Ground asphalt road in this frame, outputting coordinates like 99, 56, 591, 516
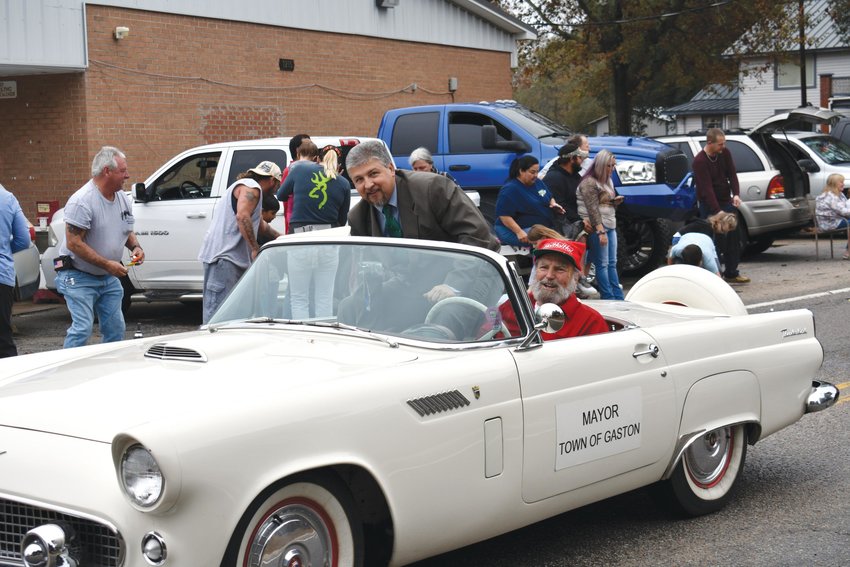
9, 234, 850, 566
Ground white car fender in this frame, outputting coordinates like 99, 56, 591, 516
663, 370, 761, 479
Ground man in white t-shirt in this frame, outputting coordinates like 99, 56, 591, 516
56, 146, 144, 348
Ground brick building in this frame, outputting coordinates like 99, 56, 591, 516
0, 0, 534, 219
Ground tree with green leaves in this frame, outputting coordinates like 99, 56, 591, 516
503, 0, 802, 134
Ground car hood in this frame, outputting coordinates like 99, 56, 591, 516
751, 106, 843, 133
0, 328, 418, 442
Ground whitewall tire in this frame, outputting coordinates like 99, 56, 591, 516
227, 473, 363, 567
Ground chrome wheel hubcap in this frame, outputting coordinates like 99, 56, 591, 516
685, 427, 732, 487
248, 502, 333, 567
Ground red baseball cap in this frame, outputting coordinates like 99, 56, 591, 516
532, 238, 585, 271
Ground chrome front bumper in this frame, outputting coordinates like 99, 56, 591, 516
806, 380, 840, 413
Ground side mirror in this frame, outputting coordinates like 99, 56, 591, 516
797, 158, 819, 173
518, 302, 565, 349
134, 182, 151, 203
536, 303, 565, 333
481, 125, 531, 153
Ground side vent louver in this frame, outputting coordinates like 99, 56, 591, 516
407, 390, 470, 417
145, 343, 207, 362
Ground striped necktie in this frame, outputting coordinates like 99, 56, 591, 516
382, 204, 403, 238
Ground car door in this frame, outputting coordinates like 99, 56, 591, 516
514, 328, 676, 503
130, 150, 225, 292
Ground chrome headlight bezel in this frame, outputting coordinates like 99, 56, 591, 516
615, 160, 656, 185
119, 444, 164, 510
113, 433, 182, 515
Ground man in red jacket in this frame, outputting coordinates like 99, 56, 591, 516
500, 238, 608, 339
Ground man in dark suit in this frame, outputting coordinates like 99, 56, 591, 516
341, 141, 500, 331
346, 140, 499, 253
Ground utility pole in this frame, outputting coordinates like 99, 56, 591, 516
799, 0, 807, 106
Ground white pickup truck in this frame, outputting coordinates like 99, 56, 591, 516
40, 136, 480, 313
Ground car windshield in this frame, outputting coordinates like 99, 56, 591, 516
801, 136, 850, 164
208, 241, 522, 343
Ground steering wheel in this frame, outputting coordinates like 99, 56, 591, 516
179, 180, 202, 198
425, 296, 501, 340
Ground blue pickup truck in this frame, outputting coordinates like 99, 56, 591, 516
377, 101, 694, 276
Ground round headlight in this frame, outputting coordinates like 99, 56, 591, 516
120, 445, 163, 508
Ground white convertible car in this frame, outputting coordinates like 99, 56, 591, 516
0, 235, 839, 567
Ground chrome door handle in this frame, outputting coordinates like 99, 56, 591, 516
186, 212, 207, 219
633, 344, 659, 358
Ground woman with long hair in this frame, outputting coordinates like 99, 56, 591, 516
577, 149, 625, 299
278, 143, 351, 318
815, 173, 850, 259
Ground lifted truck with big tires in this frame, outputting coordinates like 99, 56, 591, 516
377, 101, 694, 276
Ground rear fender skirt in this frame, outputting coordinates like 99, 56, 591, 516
662, 371, 761, 479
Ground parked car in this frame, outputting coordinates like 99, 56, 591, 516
0, 233, 838, 567
772, 130, 850, 195
656, 107, 826, 254
12, 219, 39, 301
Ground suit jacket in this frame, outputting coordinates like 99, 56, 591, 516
348, 170, 500, 252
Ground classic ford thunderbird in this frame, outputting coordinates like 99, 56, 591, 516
0, 235, 838, 567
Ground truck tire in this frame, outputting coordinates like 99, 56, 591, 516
617, 218, 671, 278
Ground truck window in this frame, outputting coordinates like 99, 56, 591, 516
448, 112, 515, 154
390, 112, 439, 156
228, 149, 289, 186
150, 152, 221, 200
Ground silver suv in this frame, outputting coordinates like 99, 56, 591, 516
657, 110, 819, 254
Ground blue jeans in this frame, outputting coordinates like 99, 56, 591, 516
589, 228, 624, 300
56, 269, 125, 348
495, 224, 532, 247
203, 259, 245, 324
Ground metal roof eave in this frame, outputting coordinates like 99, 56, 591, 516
450, 0, 537, 40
